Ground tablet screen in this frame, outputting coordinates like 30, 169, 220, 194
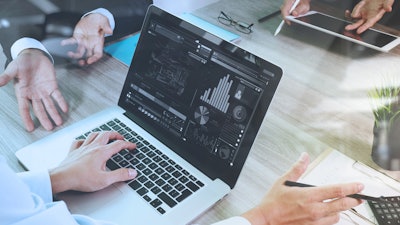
293, 12, 397, 48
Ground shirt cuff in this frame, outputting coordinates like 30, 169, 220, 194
10, 37, 54, 64
17, 170, 53, 204
210, 216, 252, 225
83, 8, 115, 32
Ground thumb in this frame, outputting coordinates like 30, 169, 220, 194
102, 24, 113, 36
350, 1, 365, 18
282, 152, 309, 182
107, 168, 137, 184
384, 0, 394, 12
61, 37, 78, 46
0, 62, 17, 86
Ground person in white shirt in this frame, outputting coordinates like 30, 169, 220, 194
61, 8, 116, 66
0, 8, 119, 132
0, 7, 364, 223
0, 131, 364, 225
0, 3, 149, 132
0, 38, 67, 132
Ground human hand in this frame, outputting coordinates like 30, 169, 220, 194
0, 49, 68, 132
242, 152, 364, 225
50, 131, 138, 194
62, 12, 113, 66
345, 0, 394, 34
281, 0, 311, 24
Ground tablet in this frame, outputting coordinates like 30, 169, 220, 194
286, 11, 400, 52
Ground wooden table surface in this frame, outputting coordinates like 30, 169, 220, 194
1, 0, 400, 224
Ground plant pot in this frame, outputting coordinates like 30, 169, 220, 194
371, 119, 400, 170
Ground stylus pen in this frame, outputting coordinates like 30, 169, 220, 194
274, 0, 300, 36
258, 10, 281, 23
284, 180, 390, 203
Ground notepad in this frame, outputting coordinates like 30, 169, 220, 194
300, 149, 400, 224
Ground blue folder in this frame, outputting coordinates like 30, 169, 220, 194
104, 33, 140, 66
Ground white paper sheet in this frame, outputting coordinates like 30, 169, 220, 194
300, 150, 400, 224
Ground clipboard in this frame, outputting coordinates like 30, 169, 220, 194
299, 149, 400, 224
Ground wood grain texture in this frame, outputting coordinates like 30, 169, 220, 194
1, 0, 400, 224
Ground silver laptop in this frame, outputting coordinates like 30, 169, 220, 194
16, 5, 282, 225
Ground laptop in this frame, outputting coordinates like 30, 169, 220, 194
16, 5, 282, 225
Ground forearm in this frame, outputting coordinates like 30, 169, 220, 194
242, 207, 269, 225
49, 166, 77, 194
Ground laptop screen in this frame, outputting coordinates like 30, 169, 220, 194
118, 6, 282, 188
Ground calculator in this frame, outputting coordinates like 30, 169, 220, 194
368, 196, 400, 225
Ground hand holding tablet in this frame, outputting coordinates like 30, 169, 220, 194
285, 11, 400, 52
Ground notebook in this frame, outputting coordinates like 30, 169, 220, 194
15, 5, 282, 225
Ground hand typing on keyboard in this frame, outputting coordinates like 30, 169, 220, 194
6, 129, 365, 225
90, 119, 205, 215
49, 131, 138, 194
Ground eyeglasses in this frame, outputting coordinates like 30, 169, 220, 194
218, 11, 253, 34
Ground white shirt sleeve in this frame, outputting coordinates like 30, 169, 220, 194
10, 37, 54, 63
209, 216, 252, 225
0, 156, 115, 225
1, 154, 249, 225
82, 8, 115, 32
17, 170, 53, 203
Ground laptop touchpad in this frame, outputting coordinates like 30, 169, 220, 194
56, 184, 123, 214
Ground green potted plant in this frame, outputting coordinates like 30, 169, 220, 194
368, 82, 400, 170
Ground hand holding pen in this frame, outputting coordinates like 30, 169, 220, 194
240, 153, 365, 225
284, 181, 391, 203
274, 0, 311, 35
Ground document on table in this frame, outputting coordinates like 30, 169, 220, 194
300, 149, 400, 224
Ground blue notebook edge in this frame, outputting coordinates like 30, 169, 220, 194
104, 33, 140, 66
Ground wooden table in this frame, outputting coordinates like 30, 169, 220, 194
1, 0, 400, 224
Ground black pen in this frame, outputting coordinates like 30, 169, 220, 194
258, 10, 281, 23
284, 180, 390, 203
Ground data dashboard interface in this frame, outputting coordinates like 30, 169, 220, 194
119, 9, 281, 181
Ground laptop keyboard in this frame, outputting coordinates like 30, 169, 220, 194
76, 118, 204, 214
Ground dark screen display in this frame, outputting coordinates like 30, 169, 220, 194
123, 20, 265, 167
118, 6, 282, 188
294, 12, 397, 48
